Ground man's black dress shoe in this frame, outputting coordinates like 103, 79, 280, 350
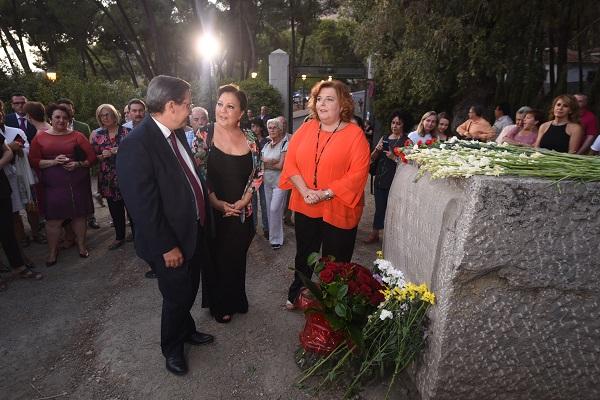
165, 354, 188, 375
144, 270, 157, 279
186, 331, 215, 346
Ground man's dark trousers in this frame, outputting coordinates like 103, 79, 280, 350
149, 222, 204, 358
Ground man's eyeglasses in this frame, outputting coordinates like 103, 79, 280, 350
12, 102, 25, 105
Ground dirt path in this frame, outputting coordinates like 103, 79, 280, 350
0, 185, 410, 400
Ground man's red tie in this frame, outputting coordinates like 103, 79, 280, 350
19, 117, 27, 132
169, 133, 206, 225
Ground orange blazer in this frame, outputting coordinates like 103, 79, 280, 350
279, 119, 370, 229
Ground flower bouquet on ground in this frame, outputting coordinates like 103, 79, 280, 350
297, 254, 385, 356
296, 251, 435, 399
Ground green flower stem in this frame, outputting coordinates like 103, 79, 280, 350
298, 343, 347, 384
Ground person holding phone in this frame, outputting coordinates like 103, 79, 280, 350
28, 103, 96, 266
364, 110, 411, 244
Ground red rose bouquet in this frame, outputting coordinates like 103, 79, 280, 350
298, 254, 384, 354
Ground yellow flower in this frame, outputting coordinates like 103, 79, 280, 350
422, 291, 436, 304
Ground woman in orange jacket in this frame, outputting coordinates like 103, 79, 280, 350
279, 80, 370, 309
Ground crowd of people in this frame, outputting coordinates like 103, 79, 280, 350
2, 78, 599, 375
365, 93, 599, 244
0, 89, 292, 291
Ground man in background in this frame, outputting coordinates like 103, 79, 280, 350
574, 94, 598, 154
5, 94, 38, 142
123, 99, 146, 130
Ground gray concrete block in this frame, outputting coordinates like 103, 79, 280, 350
383, 164, 600, 400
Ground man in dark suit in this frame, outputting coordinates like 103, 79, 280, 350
5, 94, 38, 142
116, 75, 214, 376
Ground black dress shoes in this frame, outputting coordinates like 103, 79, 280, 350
165, 353, 188, 376
186, 331, 215, 346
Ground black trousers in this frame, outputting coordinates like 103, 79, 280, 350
373, 187, 390, 230
148, 223, 204, 358
106, 198, 133, 240
288, 212, 357, 302
0, 196, 24, 269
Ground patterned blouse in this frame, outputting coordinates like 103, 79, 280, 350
190, 129, 209, 180
90, 126, 130, 201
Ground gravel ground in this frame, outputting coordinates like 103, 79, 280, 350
0, 183, 414, 400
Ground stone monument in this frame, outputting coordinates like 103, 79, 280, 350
383, 164, 600, 400
268, 49, 289, 120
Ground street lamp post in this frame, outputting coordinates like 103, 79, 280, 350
301, 74, 307, 109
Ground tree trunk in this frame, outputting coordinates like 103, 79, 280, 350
244, 13, 256, 72
121, 49, 139, 88
140, 0, 166, 74
80, 47, 87, 79
87, 46, 113, 81
92, 0, 154, 80
83, 46, 98, 76
0, 25, 31, 74
113, 0, 156, 77
0, 31, 19, 74
9, 0, 31, 73
577, 10, 584, 93
548, 28, 556, 95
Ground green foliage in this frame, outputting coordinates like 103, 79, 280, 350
0, 73, 142, 128
341, 0, 599, 124
237, 78, 284, 116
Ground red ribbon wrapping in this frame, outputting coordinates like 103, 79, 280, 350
299, 312, 346, 355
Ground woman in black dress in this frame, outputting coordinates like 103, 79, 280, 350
535, 94, 583, 154
364, 110, 411, 244
203, 84, 263, 323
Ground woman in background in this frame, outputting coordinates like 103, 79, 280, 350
436, 112, 452, 141
28, 103, 96, 266
364, 110, 410, 244
408, 111, 437, 144
90, 104, 132, 250
261, 118, 289, 250
535, 95, 583, 153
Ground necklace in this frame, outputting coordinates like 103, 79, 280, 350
313, 120, 342, 188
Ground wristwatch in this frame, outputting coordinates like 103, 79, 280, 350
324, 189, 333, 200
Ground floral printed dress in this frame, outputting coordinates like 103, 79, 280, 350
90, 126, 130, 201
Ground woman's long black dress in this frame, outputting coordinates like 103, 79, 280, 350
203, 145, 255, 317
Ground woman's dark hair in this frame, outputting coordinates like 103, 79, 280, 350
438, 111, 451, 123
24, 101, 46, 122
389, 109, 413, 131
217, 84, 248, 111
307, 80, 354, 123
526, 109, 545, 127
46, 103, 73, 120
495, 102, 511, 116
470, 104, 484, 117
250, 117, 265, 132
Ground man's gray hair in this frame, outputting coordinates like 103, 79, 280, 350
191, 106, 208, 117
146, 75, 191, 114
